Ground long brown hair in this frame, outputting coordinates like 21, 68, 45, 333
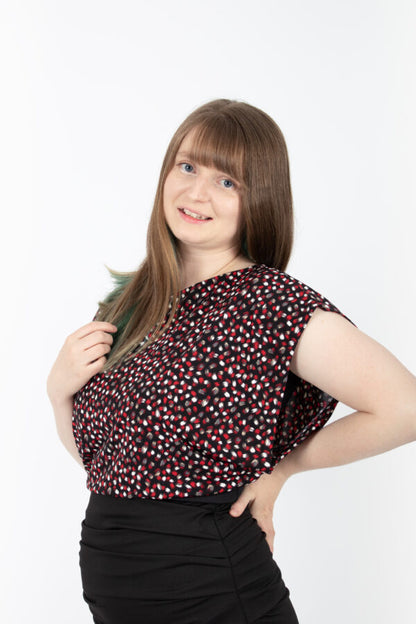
94, 98, 294, 372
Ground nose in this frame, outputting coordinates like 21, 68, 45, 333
187, 173, 210, 201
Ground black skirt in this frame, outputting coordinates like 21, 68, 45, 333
79, 492, 299, 624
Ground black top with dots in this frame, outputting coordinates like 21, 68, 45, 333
72, 264, 356, 501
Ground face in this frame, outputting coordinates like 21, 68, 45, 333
163, 128, 243, 255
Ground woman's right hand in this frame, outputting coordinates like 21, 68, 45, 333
47, 321, 118, 405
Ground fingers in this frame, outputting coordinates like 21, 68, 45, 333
229, 498, 276, 554
69, 323, 118, 366
229, 494, 251, 517
251, 512, 276, 555
82, 342, 113, 367
228, 481, 277, 556
80, 330, 115, 354
72, 321, 118, 341
49, 322, 119, 403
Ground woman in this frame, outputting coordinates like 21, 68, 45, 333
47, 98, 416, 624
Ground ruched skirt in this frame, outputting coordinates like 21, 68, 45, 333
79, 492, 299, 624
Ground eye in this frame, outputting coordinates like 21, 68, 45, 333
179, 162, 194, 173
220, 178, 235, 189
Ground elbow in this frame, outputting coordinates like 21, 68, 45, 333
374, 403, 416, 447
412, 412, 416, 442
401, 395, 416, 442
402, 377, 416, 441
395, 405, 416, 444
376, 381, 416, 444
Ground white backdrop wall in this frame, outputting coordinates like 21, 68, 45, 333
1, 1, 415, 622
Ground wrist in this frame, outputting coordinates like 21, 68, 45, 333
271, 450, 300, 482
49, 393, 74, 410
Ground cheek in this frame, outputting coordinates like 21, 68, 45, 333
229, 197, 242, 227
162, 178, 169, 200
163, 173, 182, 206
162, 177, 174, 213
161, 192, 167, 222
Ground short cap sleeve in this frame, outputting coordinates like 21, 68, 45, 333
255, 269, 357, 466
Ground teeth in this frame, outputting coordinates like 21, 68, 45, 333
182, 208, 209, 220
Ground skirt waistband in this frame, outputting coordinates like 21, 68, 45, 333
86, 484, 245, 506
82, 490, 245, 535
169, 484, 245, 504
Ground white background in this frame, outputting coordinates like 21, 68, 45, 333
1, 1, 415, 622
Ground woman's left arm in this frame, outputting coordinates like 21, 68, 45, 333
229, 309, 416, 552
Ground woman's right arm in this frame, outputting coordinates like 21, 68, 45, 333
50, 396, 85, 468
46, 321, 118, 468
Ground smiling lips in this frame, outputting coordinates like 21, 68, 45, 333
178, 207, 212, 221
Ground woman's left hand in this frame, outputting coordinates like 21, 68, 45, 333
228, 468, 289, 555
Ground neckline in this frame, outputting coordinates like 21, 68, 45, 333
178, 263, 264, 297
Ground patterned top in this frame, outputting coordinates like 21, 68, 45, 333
72, 263, 356, 500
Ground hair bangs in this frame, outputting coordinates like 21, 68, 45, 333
182, 121, 247, 190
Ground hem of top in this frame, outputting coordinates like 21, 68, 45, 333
86, 483, 246, 503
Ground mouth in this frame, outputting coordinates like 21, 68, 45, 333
178, 207, 212, 221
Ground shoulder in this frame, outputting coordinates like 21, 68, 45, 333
247, 265, 357, 368
250, 265, 326, 299
249, 264, 350, 320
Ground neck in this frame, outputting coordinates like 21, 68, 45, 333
177, 247, 251, 290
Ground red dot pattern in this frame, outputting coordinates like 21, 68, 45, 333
72, 264, 356, 499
